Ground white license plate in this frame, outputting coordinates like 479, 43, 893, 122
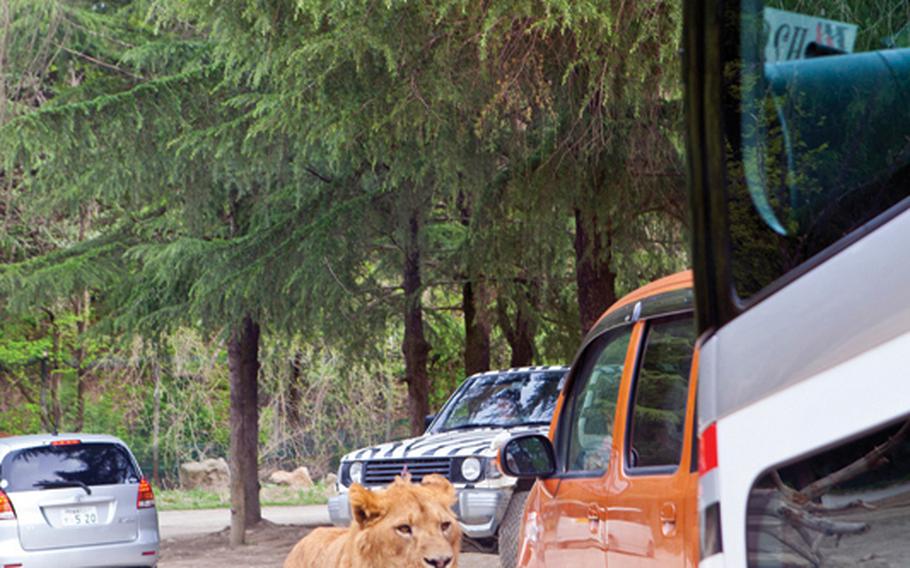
61, 506, 99, 527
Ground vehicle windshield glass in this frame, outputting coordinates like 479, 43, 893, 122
730, 0, 910, 299
0, 442, 140, 492
433, 371, 565, 432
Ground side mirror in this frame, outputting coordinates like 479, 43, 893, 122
424, 414, 436, 430
499, 433, 557, 478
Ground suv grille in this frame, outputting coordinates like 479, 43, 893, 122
363, 458, 452, 485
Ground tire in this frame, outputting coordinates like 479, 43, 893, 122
498, 490, 529, 568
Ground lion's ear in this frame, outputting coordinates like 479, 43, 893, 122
421, 474, 456, 506
350, 484, 385, 528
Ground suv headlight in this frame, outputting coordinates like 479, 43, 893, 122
461, 457, 482, 482
350, 462, 364, 485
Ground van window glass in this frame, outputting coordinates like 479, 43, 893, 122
565, 326, 633, 474
729, 0, 910, 300
747, 416, 910, 566
0, 442, 139, 492
627, 315, 695, 468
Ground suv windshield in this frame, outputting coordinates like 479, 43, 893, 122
433, 371, 565, 432
0, 442, 140, 492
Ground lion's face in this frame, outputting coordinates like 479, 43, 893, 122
349, 474, 461, 568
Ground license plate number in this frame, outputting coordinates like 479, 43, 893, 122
61, 506, 99, 527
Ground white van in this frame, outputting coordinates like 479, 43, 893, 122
685, 1, 910, 566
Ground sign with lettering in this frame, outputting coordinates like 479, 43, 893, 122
764, 8, 858, 62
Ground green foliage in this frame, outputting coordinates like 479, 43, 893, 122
0, 0, 689, 479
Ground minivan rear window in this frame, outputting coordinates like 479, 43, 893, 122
0, 442, 140, 492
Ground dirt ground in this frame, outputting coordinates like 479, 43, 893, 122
158, 522, 499, 568
819, 489, 910, 568
751, 484, 910, 568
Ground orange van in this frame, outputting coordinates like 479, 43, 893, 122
499, 271, 699, 567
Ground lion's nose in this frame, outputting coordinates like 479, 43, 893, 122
423, 556, 452, 568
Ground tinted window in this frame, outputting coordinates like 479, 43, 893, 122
0, 443, 140, 492
433, 371, 565, 432
729, 1, 910, 300
564, 326, 633, 473
627, 315, 695, 468
747, 416, 910, 566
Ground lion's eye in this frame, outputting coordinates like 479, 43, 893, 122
441, 521, 452, 532
396, 524, 413, 536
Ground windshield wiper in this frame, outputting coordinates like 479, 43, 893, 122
441, 420, 552, 432
35, 480, 92, 495
440, 423, 501, 432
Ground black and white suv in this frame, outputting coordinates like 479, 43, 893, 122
329, 366, 568, 568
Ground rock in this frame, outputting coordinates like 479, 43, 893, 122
179, 458, 230, 490
269, 470, 294, 485
269, 466, 313, 488
324, 473, 339, 496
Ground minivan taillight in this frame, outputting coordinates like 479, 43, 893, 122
698, 422, 718, 475
137, 478, 155, 509
0, 489, 16, 521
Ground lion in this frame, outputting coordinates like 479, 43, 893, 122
284, 474, 461, 568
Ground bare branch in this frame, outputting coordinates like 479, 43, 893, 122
801, 420, 910, 501
777, 501, 870, 537
55, 44, 144, 80
305, 166, 333, 184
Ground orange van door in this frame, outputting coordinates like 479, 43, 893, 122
607, 314, 697, 567
534, 324, 640, 567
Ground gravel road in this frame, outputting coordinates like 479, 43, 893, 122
158, 505, 332, 539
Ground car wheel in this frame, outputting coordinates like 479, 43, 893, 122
499, 490, 529, 568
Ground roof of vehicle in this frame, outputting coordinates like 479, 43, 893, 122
467, 365, 569, 379
599, 270, 692, 323
0, 433, 130, 459
585, 270, 694, 343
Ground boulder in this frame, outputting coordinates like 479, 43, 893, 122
324, 473, 339, 496
179, 458, 230, 490
269, 466, 313, 488
269, 470, 294, 485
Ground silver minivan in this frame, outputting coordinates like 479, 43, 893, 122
0, 433, 160, 567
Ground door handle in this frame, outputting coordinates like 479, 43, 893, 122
586, 504, 602, 537
660, 502, 677, 536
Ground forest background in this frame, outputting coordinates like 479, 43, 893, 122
0, 0, 687, 539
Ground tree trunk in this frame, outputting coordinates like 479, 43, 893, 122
574, 208, 617, 335
509, 300, 535, 367
0, 0, 9, 128
151, 353, 162, 487
463, 281, 491, 375
496, 284, 537, 367
72, 205, 92, 430
402, 211, 431, 437
73, 289, 90, 432
458, 191, 491, 376
228, 315, 262, 546
39, 356, 52, 432
45, 312, 62, 432
287, 351, 303, 427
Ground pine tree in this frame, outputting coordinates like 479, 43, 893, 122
1, 0, 691, 546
